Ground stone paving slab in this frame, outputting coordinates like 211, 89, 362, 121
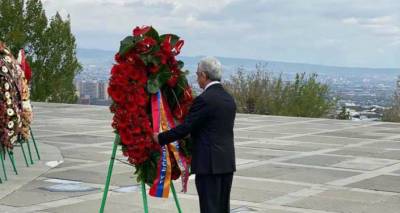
328, 147, 400, 160
332, 157, 398, 171
284, 155, 351, 167
0, 142, 63, 201
288, 189, 400, 213
1, 102, 400, 213
287, 135, 370, 145
347, 175, 400, 193
238, 163, 361, 184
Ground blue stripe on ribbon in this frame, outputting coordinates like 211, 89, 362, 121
156, 145, 168, 196
156, 91, 167, 197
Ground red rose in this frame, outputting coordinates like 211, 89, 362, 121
149, 65, 159, 74
120, 129, 134, 145
142, 37, 157, 46
133, 26, 151, 36
133, 56, 146, 68
115, 53, 124, 63
132, 127, 141, 134
111, 65, 120, 75
156, 52, 168, 65
161, 35, 172, 53
125, 51, 138, 63
125, 66, 140, 81
108, 87, 124, 103
136, 94, 147, 107
173, 40, 184, 55
167, 75, 178, 87
137, 70, 148, 84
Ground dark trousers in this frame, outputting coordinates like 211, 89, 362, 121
195, 173, 233, 213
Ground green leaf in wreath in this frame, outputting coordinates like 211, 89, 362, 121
177, 60, 184, 70
152, 55, 161, 65
139, 54, 151, 65
174, 73, 188, 98
144, 27, 160, 41
147, 76, 161, 94
150, 45, 161, 55
160, 34, 180, 46
119, 36, 135, 57
147, 66, 172, 93
140, 54, 162, 66
181, 69, 190, 76
157, 65, 172, 85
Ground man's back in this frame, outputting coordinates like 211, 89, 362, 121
156, 56, 237, 213
191, 83, 236, 174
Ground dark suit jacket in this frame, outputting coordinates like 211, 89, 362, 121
158, 83, 236, 174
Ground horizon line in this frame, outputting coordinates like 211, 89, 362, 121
76, 47, 400, 70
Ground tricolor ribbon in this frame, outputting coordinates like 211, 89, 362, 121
149, 90, 189, 198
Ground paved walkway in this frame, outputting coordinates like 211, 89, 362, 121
1, 102, 400, 212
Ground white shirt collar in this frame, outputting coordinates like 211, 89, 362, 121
204, 81, 221, 91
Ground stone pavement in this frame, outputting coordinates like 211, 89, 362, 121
1, 102, 400, 213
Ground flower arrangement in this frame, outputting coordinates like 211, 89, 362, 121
0, 43, 33, 149
0, 44, 22, 148
17, 50, 33, 140
108, 26, 193, 190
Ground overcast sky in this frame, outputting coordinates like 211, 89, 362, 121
43, 0, 400, 68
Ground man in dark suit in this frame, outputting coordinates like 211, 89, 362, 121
153, 56, 236, 213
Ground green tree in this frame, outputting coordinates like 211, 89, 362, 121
224, 65, 272, 114
383, 87, 400, 122
281, 73, 333, 117
224, 66, 335, 118
337, 106, 351, 120
0, 0, 26, 54
0, 0, 81, 103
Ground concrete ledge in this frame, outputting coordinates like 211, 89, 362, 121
0, 142, 64, 200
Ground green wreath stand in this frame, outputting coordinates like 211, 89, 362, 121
99, 134, 183, 213
25, 126, 41, 163
18, 126, 41, 167
0, 127, 40, 183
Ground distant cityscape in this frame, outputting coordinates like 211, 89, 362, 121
74, 79, 110, 105
74, 49, 400, 121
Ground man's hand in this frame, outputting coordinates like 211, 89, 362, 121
153, 133, 159, 144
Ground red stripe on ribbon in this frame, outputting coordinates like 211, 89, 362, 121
149, 90, 190, 197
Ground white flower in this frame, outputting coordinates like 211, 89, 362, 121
4, 82, 9, 90
5, 56, 11, 63
5, 91, 10, 99
10, 136, 17, 144
1, 66, 8, 73
7, 108, 14, 116
7, 120, 14, 129
23, 100, 32, 110
7, 130, 14, 136
6, 99, 11, 105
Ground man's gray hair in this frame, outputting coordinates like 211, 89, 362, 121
198, 56, 222, 81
